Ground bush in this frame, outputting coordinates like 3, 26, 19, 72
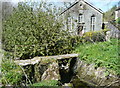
2, 2, 75, 59
69, 36, 83, 46
82, 30, 109, 42
116, 17, 120, 24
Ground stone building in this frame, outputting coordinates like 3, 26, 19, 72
60, 0, 103, 36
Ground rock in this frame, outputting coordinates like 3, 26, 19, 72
41, 62, 60, 81
72, 60, 120, 87
62, 83, 73, 87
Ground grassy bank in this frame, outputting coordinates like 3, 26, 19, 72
74, 39, 120, 75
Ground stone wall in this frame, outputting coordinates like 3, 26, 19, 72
22, 57, 58, 84
105, 22, 120, 40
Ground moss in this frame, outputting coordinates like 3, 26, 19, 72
40, 58, 56, 65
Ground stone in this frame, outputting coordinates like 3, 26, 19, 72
41, 62, 60, 81
73, 60, 120, 87
62, 83, 73, 87
95, 67, 106, 78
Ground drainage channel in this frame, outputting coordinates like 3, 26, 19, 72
57, 57, 77, 85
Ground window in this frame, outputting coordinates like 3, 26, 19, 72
91, 15, 95, 31
78, 14, 83, 23
67, 17, 72, 30
80, 3, 83, 8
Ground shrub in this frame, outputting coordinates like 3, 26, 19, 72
2, 2, 75, 59
116, 17, 120, 24
82, 30, 109, 42
69, 36, 83, 46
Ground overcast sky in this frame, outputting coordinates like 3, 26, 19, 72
10, 0, 120, 12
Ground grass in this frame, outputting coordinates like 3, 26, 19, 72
30, 80, 58, 87
1, 58, 23, 85
74, 39, 120, 75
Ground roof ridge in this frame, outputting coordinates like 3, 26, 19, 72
82, 0, 103, 13
60, 0, 103, 15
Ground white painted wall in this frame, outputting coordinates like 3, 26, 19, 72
61, 0, 103, 35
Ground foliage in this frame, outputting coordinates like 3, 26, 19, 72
104, 5, 117, 21
30, 80, 58, 86
102, 29, 110, 33
116, 17, 120, 24
74, 39, 120, 75
82, 30, 107, 42
1, 53, 23, 85
69, 36, 83, 47
2, 2, 75, 59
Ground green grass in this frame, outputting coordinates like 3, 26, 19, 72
30, 80, 58, 87
74, 39, 120, 75
1, 58, 23, 85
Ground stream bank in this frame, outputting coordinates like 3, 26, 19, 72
15, 55, 120, 87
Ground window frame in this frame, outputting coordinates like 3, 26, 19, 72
78, 14, 83, 23
67, 16, 73, 31
91, 15, 96, 31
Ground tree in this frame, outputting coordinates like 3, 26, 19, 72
2, 2, 74, 59
104, 5, 117, 21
